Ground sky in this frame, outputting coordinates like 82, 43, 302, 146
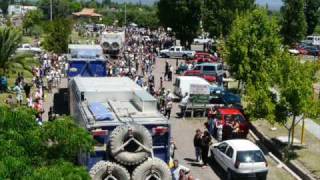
112, 0, 283, 10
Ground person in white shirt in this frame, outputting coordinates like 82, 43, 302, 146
179, 93, 189, 118
171, 160, 190, 180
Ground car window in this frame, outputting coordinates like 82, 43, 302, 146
170, 48, 174, 51
226, 147, 234, 158
176, 48, 180, 51
217, 143, 228, 153
194, 66, 201, 70
217, 65, 223, 71
236, 150, 266, 163
203, 66, 215, 71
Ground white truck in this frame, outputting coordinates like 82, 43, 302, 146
193, 37, 213, 44
160, 46, 195, 59
69, 77, 172, 180
16, 44, 42, 54
100, 30, 125, 56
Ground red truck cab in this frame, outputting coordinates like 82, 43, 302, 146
207, 108, 249, 140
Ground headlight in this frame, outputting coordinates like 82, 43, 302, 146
102, 42, 110, 49
112, 42, 119, 49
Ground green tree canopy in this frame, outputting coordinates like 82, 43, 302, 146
0, 0, 9, 15
305, 0, 320, 35
0, 106, 93, 179
22, 9, 43, 35
0, 27, 22, 74
202, 0, 255, 37
42, 18, 73, 54
281, 0, 307, 45
226, 8, 282, 87
38, 0, 82, 20
157, 0, 202, 47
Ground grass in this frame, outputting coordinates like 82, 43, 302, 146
252, 119, 320, 179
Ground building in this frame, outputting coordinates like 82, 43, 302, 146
7, 5, 37, 16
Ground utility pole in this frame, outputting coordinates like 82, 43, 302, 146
50, 0, 53, 21
124, 2, 127, 27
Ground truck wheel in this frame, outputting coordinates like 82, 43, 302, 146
89, 161, 130, 180
132, 158, 172, 180
110, 123, 152, 165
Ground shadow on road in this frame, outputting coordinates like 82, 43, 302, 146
53, 88, 69, 115
207, 156, 226, 179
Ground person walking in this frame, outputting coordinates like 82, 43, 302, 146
201, 131, 211, 168
193, 129, 202, 162
13, 82, 23, 105
165, 60, 169, 80
164, 99, 173, 119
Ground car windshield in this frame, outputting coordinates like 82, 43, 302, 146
203, 66, 215, 71
236, 150, 265, 163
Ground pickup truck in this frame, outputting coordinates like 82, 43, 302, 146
160, 46, 195, 59
193, 37, 213, 44
16, 44, 42, 54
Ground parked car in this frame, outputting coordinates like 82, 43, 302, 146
207, 107, 249, 139
193, 37, 213, 44
209, 91, 242, 109
16, 44, 42, 54
210, 139, 268, 180
190, 52, 218, 64
184, 63, 224, 83
160, 46, 195, 59
305, 45, 320, 56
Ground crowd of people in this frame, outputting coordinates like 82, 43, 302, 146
4, 52, 65, 124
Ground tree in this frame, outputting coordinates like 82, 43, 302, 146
305, 0, 320, 35
281, 0, 307, 45
0, 27, 22, 74
42, 18, 72, 54
22, 10, 43, 35
276, 56, 319, 153
0, 0, 9, 15
158, 0, 202, 47
38, 0, 81, 20
202, 0, 255, 37
28, 161, 90, 180
0, 106, 93, 179
226, 8, 282, 89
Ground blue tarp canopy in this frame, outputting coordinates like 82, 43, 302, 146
89, 102, 113, 121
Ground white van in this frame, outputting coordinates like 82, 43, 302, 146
305, 35, 320, 46
174, 76, 210, 98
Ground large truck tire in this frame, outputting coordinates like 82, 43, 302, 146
110, 123, 152, 165
89, 161, 130, 180
132, 158, 172, 180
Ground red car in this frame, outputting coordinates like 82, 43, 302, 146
183, 71, 216, 82
190, 52, 218, 64
207, 108, 249, 140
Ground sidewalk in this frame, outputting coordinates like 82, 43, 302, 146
300, 118, 320, 140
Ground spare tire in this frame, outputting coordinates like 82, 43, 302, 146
110, 123, 152, 165
89, 161, 130, 180
132, 158, 172, 180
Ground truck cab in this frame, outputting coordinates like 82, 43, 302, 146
67, 44, 107, 78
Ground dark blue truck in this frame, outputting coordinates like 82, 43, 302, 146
67, 44, 107, 78
69, 77, 172, 180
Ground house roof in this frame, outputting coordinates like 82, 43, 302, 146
72, 8, 102, 17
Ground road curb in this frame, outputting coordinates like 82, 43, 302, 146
249, 123, 316, 180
